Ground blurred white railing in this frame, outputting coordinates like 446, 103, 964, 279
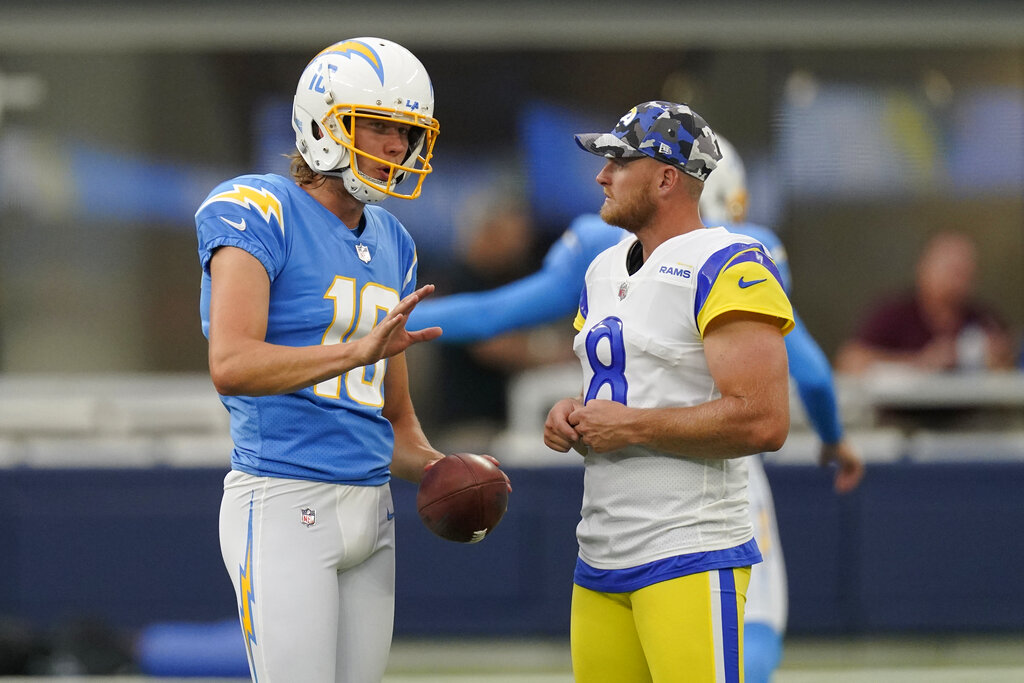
489, 363, 1024, 467
2, 368, 1024, 468
0, 373, 232, 467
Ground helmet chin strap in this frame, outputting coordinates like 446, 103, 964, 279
346, 167, 391, 205
334, 163, 412, 205
303, 166, 383, 205
318, 161, 404, 186
316, 168, 347, 180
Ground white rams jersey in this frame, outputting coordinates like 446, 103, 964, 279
571, 227, 794, 578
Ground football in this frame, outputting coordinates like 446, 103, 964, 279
417, 453, 510, 543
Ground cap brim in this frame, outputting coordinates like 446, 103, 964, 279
574, 132, 646, 159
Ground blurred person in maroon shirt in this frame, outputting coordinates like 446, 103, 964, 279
836, 230, 1015, 374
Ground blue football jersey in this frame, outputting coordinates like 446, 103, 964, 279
196, 173, 419, 485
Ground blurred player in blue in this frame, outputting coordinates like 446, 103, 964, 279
410, 134, 864, 682
197, 38, 447, 683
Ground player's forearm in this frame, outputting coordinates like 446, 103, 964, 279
208, 337, 374, 396
388, 414, 443, 483
410, 271, 579, 343
796, 380, 843, 444
382, 360, 444, 483
628, 395, 789, 459
410, 296, 511, 342
789, 345, 844, 444
785, 317, 844, 443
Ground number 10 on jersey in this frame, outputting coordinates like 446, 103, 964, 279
314, 276, 400, 407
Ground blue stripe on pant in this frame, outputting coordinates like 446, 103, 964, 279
719, 568, 741, 683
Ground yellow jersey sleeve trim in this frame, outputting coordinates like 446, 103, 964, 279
696, 260, 794, 337
573, 309, 586, 331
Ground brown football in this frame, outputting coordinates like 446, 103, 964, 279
416, 453, 509, 543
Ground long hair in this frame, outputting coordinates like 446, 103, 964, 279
287, 151, 325, 188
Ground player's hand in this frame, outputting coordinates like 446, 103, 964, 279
544, 397, 585, 454
479, 454, 512, 492
819, 440, 864, 494
423, 453, 512, 492
569, 399, 634, 453
421, 453, 445, 473
355, 284, 442, 364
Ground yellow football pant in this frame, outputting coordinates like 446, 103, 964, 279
571, 567, 750, 683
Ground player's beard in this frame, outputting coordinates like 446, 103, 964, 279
600, 184, 657, 234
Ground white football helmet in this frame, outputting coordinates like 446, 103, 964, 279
699, 135, 749, 225
292, 37, 440, 203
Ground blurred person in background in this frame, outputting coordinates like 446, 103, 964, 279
426, 189, 573, 450
411, 131, 863, 682
196, 38, 447, 683
836, 230, 1015, 375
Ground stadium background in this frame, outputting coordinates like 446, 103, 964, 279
0, 1, 1022, 679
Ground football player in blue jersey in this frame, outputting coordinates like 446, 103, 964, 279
410, 129, 863, 681
197, 38, 448, 683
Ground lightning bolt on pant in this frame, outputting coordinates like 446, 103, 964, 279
219, 470, 397, 683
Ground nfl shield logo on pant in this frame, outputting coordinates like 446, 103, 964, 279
301, 507, 316, 527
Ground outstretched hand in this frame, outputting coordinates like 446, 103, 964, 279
356, 284, 442, 365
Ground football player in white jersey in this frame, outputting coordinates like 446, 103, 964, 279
197, 38, 448, 683
411, 133, 864, 681
544, 101, 795, 683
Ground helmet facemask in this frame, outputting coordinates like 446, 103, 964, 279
322, 105, 439, 203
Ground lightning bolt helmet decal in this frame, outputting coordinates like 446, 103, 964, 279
312, 40, 385, 86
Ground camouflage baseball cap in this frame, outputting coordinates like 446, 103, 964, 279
574, 101, 722, 181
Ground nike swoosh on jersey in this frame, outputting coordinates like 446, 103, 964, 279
738, 277, 767, 289
220, 216, 247, 231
